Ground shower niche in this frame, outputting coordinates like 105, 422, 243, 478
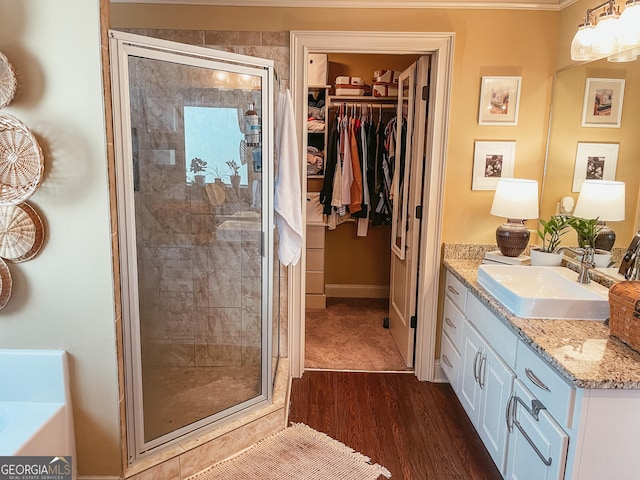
109, 31, 277, 461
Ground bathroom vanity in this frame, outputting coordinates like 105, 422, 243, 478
442, 258, 640, 480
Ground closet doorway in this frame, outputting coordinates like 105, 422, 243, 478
304, 54, 427, 373
290, 31, 454, 381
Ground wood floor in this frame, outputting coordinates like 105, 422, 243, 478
288, 371, 502, 480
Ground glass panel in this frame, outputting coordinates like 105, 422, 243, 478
127, 55, 265, 443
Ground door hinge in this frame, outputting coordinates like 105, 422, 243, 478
415, 205, 422, 219
422, 85, 429, 101
410, 315, 417, 329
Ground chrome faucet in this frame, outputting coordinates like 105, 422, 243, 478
554, 246, 595, 284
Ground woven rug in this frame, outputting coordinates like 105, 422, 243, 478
188, 423, 391, 480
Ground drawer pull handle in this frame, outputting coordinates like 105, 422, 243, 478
506, 395, 552, 467
473, 350, 482, 384
525, 368, 551, 392
442, 354, 453, 368
445, 317, 456, 330
447, 285, 460, 296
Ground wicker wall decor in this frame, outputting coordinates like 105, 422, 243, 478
0, 257, 12, 309
0, 202, 45, 262
0, 113, 45, 205
0, 53, 47, 310
0, 52, 17, 110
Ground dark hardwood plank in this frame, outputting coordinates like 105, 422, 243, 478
289, 371, 502, 480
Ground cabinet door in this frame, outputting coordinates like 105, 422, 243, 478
505, 380, 569, 480
458, 321, 484, 425
478, 345, 515, 475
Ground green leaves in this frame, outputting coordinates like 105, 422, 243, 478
569, 216, 602, 248
536, 215, 572, 252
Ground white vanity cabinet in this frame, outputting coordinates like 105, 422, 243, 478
442, 265, 640, 480
442, 272, 517, 474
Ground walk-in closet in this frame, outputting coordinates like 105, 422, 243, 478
304, 52, 424, 372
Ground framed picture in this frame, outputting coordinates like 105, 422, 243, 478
581, 78, 625, 128
472, 141, 516, 191
478, 76, 522, 126
572, 142, 619, 192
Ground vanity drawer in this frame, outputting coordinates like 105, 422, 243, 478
442, 296, 464, 350
445, 270, 467, 312
440, 332, 461, 392
515, 341, 575, 428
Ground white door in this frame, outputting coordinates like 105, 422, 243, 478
479, 345, 515, 474
388, 56, 430, 367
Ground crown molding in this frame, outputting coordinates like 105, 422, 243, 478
110, 0, 570, 12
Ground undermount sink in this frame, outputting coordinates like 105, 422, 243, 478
477, 265, 610, 320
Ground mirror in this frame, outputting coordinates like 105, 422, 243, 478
541, 50, 640, 268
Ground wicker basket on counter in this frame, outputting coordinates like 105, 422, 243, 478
609, 281, 640, 353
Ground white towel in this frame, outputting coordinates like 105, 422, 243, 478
275, 89, 303, 266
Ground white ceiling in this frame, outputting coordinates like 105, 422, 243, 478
110, 0, 578, 12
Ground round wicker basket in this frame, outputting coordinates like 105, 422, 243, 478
0, 114, 44, 205
0, 202, 45, 262
0, 52, 17, 109
0, 257, 12, 309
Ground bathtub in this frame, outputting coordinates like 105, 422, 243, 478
0, 349, 76, 464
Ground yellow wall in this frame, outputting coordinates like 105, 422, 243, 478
111, 4, 559, 247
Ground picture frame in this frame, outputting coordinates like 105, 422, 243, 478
581, 78, 625, 128
478, 76, 522, 126
472, 141, 516, 191
572, 142, 619, 192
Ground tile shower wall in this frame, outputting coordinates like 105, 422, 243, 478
121, 29, 291, 368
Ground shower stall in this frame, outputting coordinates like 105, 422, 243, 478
109, 31, 278, 460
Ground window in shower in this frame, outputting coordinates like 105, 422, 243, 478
183, 106, 247, 186
110, 31, 275, 460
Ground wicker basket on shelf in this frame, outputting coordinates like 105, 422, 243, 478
609, 281, 640, 353
0, 113, 44, 205
0, 51, 17, 110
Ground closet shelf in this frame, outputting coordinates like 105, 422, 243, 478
328, 95, 397, 103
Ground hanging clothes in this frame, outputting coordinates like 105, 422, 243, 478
319, 102, 397, 232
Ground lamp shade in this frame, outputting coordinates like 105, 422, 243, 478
490, 178, 539, 220
573, 180, 625, 221
571, 23, 597, 61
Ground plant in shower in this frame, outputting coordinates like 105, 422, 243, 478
535, 214, 572, 253
190, 157, 207, 174
225, 159, 240, 177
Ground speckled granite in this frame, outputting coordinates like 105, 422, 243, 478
444, 257, 640, 390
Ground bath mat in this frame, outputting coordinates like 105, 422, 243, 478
188, 423, 391, 480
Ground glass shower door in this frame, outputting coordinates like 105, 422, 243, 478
110, 31, 274, 459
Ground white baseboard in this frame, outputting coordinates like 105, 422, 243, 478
324, 284, 389, 298
432, 360, 449, 383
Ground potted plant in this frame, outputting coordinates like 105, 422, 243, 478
226, 159, 241, 191
531, 215, 572, 266
570, 216, 611, 267
190, 157, 207, 186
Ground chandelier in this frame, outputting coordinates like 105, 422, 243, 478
571, 0, 640, 62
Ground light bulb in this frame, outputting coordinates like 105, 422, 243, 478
618, 1, 640, 50
571, 23, 597, 61
592, 11, 621, 56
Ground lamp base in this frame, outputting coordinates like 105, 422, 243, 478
595, 223, 615, 251
496, 219, 530, 257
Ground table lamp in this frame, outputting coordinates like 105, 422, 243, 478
573, 180, 625, 251
490, 178, 539, 257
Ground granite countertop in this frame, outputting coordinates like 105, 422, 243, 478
444, 258, 640, 390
